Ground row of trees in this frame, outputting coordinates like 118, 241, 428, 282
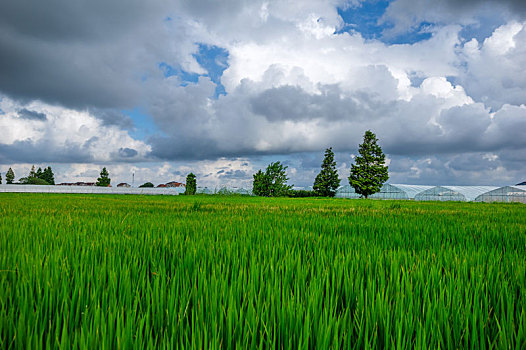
2, 131, 386, 198
0, 166, 56, 185
0, 168, 16, 184
252, 130, 389, 198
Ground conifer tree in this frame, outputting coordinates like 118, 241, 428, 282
185, 173, 197, 195
42, 167, 55, 185
96, 167, 111, 187
313, 147, 340, 197
349, 130, 389, 199
6, 168, 15, 184
28, 165, 37, 179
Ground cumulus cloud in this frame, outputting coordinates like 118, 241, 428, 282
0, 1, 525, 185
18, 108, 47, 121
380, 0, 526, 39
0, 96, 151, 164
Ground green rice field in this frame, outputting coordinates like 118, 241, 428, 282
1, 193, 525, 348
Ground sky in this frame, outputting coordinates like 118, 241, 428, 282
0, 0, 525, 188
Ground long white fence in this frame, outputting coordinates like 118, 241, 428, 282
0, 185, 184, 195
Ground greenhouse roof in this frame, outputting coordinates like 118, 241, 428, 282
476, 185, 526, 195
388, 184, 434, 199
442, 186, 499, 201
416, 186, 498, 201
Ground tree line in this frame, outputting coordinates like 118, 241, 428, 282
1, 130, 388, 198
0, 166, 55, 185
252, 130, 389, 199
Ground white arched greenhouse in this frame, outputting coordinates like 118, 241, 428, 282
475, 186, 526, 203
0, 184, 183, 195
370, 184, 433, 200
335, 184, 432, 200
196, 186, 253, 195
414, 186, 498, 202
335, 185, 362, 199
196, 187, 214, 194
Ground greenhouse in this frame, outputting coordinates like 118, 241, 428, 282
0, 184, 183, 195
370, 184, 433, 200
196, 187, 215, 194
414, 186, 498, 202
474, 186, 526, 203
335, 185, 362, 199
196, 186, 253, 195
335, 184, 432, 199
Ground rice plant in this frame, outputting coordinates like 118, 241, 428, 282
0, 193, 525, 348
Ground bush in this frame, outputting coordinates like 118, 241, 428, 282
287, 190, 318, 198
19, 177, 50, 185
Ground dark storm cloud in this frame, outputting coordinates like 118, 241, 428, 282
88, 108, 134, 129
118, 148, 139, 158
381, 0, 526, 41
0, 0, 177, 112
250, 85, 362, 122
439, 0, 526, 15
217, 169, 249, 179
0, 0, 160, 42
18, 108, 47, 121
0, 27, 141, 109
0, 140, 93, 164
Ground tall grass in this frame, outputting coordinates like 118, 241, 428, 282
0, 194, 525, 348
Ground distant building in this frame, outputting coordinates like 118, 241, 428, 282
117, 183, 131, 188
157, 181, 186, 188
58, 182, 95, 186
165, 181, 185, 188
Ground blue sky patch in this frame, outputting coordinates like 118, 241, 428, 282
123, 107, 162, 140
159, 62, 200, 85
337, 1, 432, 44
336, 0, 390, 39
459, 18, 504, 43
158, 43, 229, 98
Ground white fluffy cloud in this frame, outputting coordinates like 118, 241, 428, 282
1, 1, 525, 185
0, 96, 151, 163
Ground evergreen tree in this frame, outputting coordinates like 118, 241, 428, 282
42, 167, 55, 185
313, 147, 340, 197
139, 182, 154, 188
185, 173, 197, 195
0, 172, 2, 184
6, 168, 15, 184
252, 162, 292, 197
28, 165, 37, 179
36, 167, 43, 179
349, 130, 389, 199
96, 167, 111, 187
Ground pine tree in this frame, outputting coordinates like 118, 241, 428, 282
96, 168, 111, 187
6, 168, 15, 184
185, 173, 197, 195
349, 130, 389, 199
42, 167, 55, 185
28, 165, 37, 179
36, 167, 43, 179
313, 147, 340, 197
0, 172, 2, 184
